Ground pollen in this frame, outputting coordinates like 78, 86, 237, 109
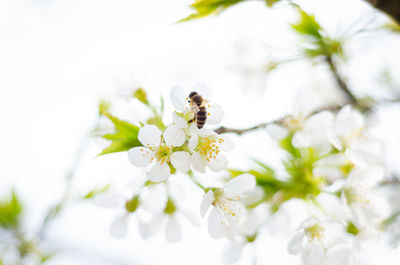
151, 144, 172, 164
197, 136, 221, 162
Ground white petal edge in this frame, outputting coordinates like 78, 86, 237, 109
287, 230, 305, 255
223, 173, 256, 198
188, 134, 199, 152
148, 163, 170, 182
192, 152, 206, 173
128, 147, 152, 167
170, 85, 186, 111
170, 151, 191, 173
164, 124, 186, 147
208, 207, 225, 239
207, 105, 224, 125
138, 125, 162, 147
110, 214, 129, 239
165, 215, 182, 243
200, 190, 215, 217
208, 154, 228, 172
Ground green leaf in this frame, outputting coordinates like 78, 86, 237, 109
179, 0, 246, 22
98, 106, 141, 156
265, 0, 281, 7
82, 184, 111, 200
291, 9, 322, 40
0, 191, 23, 229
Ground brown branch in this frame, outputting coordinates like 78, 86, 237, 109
325, 56, 358, 105
366, 0, 400, 25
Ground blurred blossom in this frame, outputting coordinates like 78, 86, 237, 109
200, 173, 256, 239
288, 218, 354, 265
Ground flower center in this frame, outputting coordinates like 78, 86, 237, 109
150, 144, 171, 164
283, 114, 305, 132
198, 136, 223, 162
305, 223, 324, 240
213, 191, 241, 225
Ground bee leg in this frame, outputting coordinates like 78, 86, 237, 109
188, 118, 195, 123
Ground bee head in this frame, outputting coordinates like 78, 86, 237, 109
188, 91, 198, 99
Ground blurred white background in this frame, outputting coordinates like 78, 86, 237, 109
1, 0, 400, 264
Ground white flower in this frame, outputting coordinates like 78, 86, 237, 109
342, 166, 390, 229
170, 83, 224, 128
223, 207, 266, 264
200, 173, 256, 239
328, 105, 382, 165
141, 197, 199, 243
93, 184, 166, 239
128, 124, 191, 182
291, 111, 334, 154
288, 218, 354, 265
189, 128, 234, 173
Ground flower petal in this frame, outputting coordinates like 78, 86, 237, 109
138, 125, 162, 147
208, 207, 225, 239
208, 154, 228, 172
220, 135, 234, 152
200, 190, 215, 217
336, 105, 364, 139
265, 124, 288, 140
170, 151, 191, 173
223, 173, 256, 197
148, 163, 170, 182
287, 230, 305, 255
165, 215, 182, 243
181, 209, 200, 226
109, 214, 129, 239
128, 147, 152, 167
192, 82, 212, 100
164, 124, 186, 147
192, 152, 206, 173
172, 112, 188, 128
300, 241, 324, 265
141, 184, 167, 213
223, 241, 245, 264
207, 105, 224, 125
188, 134, 199, 152
170, 85, 186, 111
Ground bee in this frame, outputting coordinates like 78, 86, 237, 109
188, 91, 207, 129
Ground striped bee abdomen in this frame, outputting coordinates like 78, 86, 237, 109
196, 106, 207, 129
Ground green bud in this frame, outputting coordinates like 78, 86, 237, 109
133, 88, 149, 105
164, 198, 176, 215
125, 196, 140, 213
346, 221, 359, 235
246, 234, 257, 243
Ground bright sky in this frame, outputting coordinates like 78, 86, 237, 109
1, 0, 400, 264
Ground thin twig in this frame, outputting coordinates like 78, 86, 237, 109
325, 56, 358, 105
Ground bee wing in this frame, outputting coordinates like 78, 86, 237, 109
190, 101, 200, 114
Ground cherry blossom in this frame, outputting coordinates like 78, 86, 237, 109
128, 124, 191, 182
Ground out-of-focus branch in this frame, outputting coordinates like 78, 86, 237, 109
325, 56, 358, 105
38, 131, 91, 239
365, 0, 400, 25
215, 106, 341, 135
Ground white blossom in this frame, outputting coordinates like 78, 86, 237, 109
189, 128, 234, 173
328, 105, 382, 166
200, 174, 256, 239
342, 166, 390, 232
288, 218, 354, 265
128, 124, 191, 182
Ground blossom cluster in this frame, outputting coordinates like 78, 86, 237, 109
94, 83, 395, 265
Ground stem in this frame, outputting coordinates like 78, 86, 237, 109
38, 130, 92, 239
325, 56, 358, 105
